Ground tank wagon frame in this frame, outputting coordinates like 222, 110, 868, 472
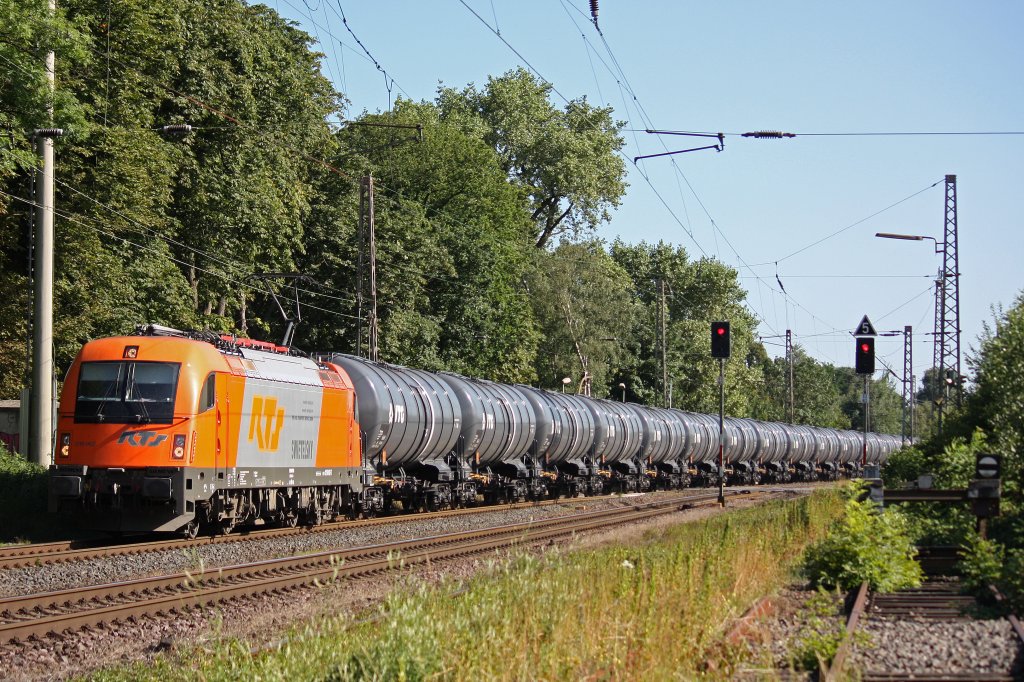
49, 326, 902, 536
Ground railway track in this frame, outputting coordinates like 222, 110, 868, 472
0, 488, 757, 645
826, 576, 1024, 681
0, 489, 685, 570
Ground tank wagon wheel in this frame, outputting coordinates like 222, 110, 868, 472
282, 512, 299, 528
304, 506, 324, 527
182, 521, 200, 540
219, 517, 236, 535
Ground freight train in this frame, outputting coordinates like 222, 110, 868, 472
48, 325, 900, 536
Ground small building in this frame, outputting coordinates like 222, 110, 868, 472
0, 399, 21, 455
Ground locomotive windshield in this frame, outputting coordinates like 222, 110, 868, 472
75, 361, 180, 424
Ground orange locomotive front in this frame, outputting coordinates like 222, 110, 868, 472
49, 325, 366, 535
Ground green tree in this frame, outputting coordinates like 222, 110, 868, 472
0, 0, 92, 397
439, 68, 627, 248
328, 99, 539, 380
759, 347, 849, 427
836, 367, 904, 434
609, 240, 765, 414
0, 0, 349, 398
958, 293, 1024, 503
529, 241, 637, 397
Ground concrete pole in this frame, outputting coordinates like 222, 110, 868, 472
910, 373, 916, 442
32, 0, 57, 468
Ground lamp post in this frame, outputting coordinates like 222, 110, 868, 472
618, 382, 626, 402
875, 229, 960, 438
561, 377, 572, 394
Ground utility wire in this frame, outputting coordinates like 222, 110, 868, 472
623, 129, 1024, 137
750, 179, 943, 266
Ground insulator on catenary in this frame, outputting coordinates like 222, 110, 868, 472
590, 0, 599, 21
162, 124, 193, 134
741, 130, 796, 139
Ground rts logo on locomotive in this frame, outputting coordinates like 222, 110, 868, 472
116, 430, 168, 447
248, 395, 285, 452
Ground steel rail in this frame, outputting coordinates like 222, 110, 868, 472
0, 489, 754, 644
0, 491, 661, 570
826, 577, 1024, 682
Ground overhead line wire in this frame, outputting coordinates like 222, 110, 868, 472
750, 179, 944, 266
622, 129, 1024, 137
556, 3, 810, 337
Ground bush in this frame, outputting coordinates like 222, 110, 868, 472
881, 445, 928, 488
959, 535, 1004, 592
960, 536, 1024, 614
803, 483, 923, 592
882, 432, 991, 546
0, 444, 48, 541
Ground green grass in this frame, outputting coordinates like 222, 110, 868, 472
90, 490, 844, 681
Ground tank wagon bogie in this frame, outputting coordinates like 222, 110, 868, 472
49, 326, 904, 536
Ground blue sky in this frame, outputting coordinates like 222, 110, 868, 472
270, 0, 1024, 382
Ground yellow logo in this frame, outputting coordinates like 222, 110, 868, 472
249, 395, 285, 451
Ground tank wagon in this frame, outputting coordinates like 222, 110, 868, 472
49, 326, 902, 536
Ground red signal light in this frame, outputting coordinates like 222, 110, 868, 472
711, 321, 730, 358
855, 337, 875, 374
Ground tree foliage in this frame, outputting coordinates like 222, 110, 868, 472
439, 68, 627, 248
529, 241, 636, 396
959, 294, 1024, 500
0, 0, 895, 440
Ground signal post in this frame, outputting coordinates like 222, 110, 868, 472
854, 316, 877, 471
711, 321, 730, 505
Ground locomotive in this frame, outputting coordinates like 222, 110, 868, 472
48, 325, 900, 536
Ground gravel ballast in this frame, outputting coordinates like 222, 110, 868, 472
850, 615, 1023, 677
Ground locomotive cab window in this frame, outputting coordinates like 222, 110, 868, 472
75, 361, 180, 424
198, 373, 216, 413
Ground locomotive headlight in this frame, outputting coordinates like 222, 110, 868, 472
60, 433, 71, 458
172, 434, 186, 460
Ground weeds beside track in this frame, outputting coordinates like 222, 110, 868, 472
85, 487, 843, 681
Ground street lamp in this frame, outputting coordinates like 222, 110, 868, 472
561, 377, 572, 394
875, 231, 956, 438
875, 232, 942, 253
618, 382, 626, 402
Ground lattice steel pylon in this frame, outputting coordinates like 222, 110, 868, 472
902, 325, 912, 444
932, 175, 962, 432
785, 329, 795, 423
